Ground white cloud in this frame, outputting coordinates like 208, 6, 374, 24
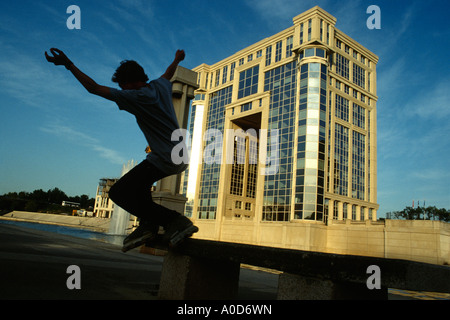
408, 78, 450, 119
40, 122, 126, 165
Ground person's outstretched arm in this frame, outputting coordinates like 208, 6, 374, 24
45, 48, 113, 100
161, 49, 185, 81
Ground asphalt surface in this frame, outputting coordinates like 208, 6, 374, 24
0, 223, 278, 300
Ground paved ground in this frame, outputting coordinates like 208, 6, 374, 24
0, 223, 448, 301
0, 223, 278, 300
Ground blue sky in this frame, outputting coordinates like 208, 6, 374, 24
0, 0, 449, 217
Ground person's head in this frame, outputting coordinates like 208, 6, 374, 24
112, 60, 149, 90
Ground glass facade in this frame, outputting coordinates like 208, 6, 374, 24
352, 131, 365, 200
262, 61, 297, 221
334, 123, 349, 196
197, 86, 232, 219
295, 62, 327, 221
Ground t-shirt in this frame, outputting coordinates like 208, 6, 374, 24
109, 77, 188, 175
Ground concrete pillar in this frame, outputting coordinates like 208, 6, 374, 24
158, 251, 240, 300
337, 201, 343, 221
153, 66, 198, 214
327, 200, 334, 225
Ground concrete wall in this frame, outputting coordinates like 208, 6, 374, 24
384, 220, 450, 265
193, 218, 450, 265
1, 211, 111, 232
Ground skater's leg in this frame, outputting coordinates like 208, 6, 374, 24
109, 160, 180, 226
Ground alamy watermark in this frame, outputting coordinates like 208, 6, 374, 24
171, 128, 280, 176
366, 265, 381, 290
66, 5, 81, 30
66, 265, 81, 290
367, 5, 381, 30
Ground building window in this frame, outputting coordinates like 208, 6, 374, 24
241, 102, 252, 112
247, 138, 258, 198
336, 54, 349, 79
300, 23, 304, 45
335, 94, 349, 122
352, 131, 365, 200
215, 70, 220, 87
257, 50, 262, 58
326, 24, 330, 45
344, 84, 349, 95
320, 19, 323, 41
230, 134, 258, 199
248, 54, 253, 62
275, 40, 283, 62
353, 64, 365, 89
308, 19, 312, 41
222, 65, 228, 85
286, 36, 293, 58
333, 200, 338, 220
352, 103, 365, 129
265, 46, 272, 66
238, 65, 259, 99
334, 123, 349, 196
230, 136, 245, 196
230, 62, 236, 81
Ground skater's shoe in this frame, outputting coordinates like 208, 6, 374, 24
164, 215, 199, 247
122, 222, 158, 252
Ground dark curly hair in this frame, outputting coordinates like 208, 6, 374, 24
112, 60, 149, 84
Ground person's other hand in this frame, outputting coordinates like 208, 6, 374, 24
45, 48, 73, 68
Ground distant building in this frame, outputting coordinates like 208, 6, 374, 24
93, 178, 118, 218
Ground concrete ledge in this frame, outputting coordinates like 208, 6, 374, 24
148, 238, 450, 299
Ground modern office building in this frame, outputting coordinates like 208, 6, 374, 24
182, 6, 378, 239
176, 6, 450, 265
182, 6, 379, 238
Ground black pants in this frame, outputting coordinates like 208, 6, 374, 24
109, 160, 180, 227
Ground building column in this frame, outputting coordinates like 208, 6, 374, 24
356, 205, 361, 221
363, 207, 368, 221
336, 201, 342, 220
327, 200, 334, 225
153, 66, 198, 214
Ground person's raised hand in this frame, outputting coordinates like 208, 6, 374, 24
175, 49, 185, 63
45, 48, 73, 69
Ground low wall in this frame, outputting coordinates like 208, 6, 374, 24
0, 211, 111, 232
193, 218, 450, 266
